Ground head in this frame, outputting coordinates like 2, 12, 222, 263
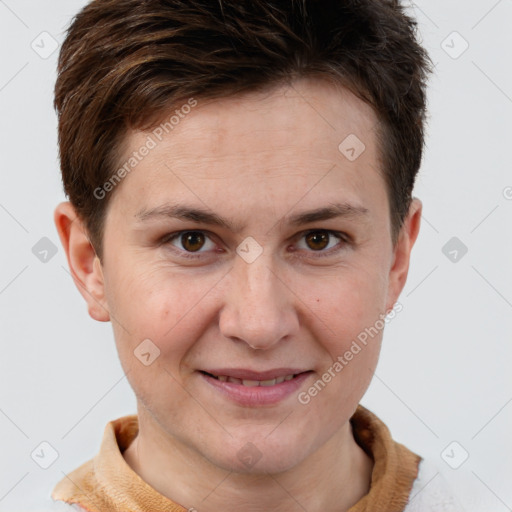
54, 0, 430, 474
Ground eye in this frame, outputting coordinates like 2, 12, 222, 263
161, 229, 349, 260
162, 231, 217, 258
294, 230, 348, 257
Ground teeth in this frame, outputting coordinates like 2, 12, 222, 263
242, 379, 260, 387
211, 373, 296, 385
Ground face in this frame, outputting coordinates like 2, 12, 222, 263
63, 78, 418, 474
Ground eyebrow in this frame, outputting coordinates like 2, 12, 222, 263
135, 201, 369, 233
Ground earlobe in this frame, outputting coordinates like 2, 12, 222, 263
54, 201, 110, 322
385, 198, 422, 312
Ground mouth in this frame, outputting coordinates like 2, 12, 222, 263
198, 369, 313, 406
200, 371, 300, 387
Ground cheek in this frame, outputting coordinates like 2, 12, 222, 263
107, 263, 182, 334
306, 269, 387, 346
105, 264, 221, 365
299, 268, 386, 405
105, 267, 208, 419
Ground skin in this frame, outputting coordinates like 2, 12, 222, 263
55, 77, 422, 512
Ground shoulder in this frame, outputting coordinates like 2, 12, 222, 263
404, 458, 465, 512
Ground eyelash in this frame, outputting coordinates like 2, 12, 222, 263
159, 229, 350, 260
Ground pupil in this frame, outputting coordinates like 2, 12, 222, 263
183, 232, 204, 252
307, 231, 328, 251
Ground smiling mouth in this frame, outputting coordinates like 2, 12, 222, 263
199, 369, 314, 406
200, 371, 301, 387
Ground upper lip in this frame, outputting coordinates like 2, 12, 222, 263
201, 368, 310, 381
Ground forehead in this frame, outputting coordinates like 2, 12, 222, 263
109, 78, 385, 220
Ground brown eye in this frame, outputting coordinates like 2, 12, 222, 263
295, 230, 347, 257
180, 231, 206, 252
162, 230, 216, 258
304, 231, 330, 251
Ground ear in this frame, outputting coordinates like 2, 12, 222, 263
385, 198, 422, 312
54, 202, 110, 322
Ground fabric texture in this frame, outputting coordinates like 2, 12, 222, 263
404, 458, 465, 512
50, 405, 451, 512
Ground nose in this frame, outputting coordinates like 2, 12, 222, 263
218, 251, 299, 351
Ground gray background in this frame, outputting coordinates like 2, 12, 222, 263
0, 1, 511, 510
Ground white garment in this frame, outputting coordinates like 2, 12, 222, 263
404, 459, 465, 512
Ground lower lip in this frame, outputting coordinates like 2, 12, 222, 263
200, 371, 313, 406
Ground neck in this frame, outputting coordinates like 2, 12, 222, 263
123, 408, 373, 512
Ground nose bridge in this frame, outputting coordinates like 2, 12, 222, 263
243, 252, 280, 306
219, 248, 298, 349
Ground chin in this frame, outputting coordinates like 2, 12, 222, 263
216, 452, 304, 476
204, 431, 313, 475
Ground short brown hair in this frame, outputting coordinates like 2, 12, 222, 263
55, 0, 431, 259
